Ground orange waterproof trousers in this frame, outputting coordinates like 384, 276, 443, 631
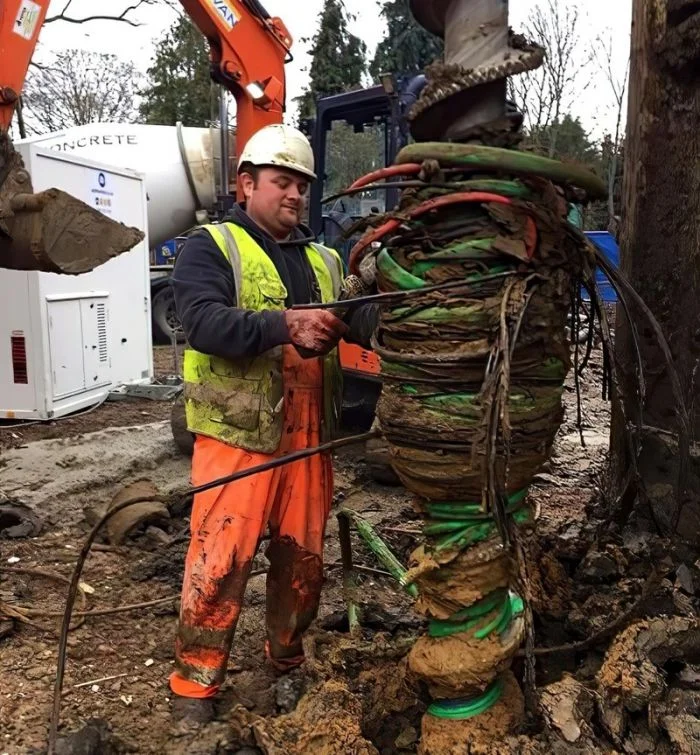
169, 345, 333, 698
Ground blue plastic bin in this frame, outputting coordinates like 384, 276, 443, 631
583, 231, 619, 303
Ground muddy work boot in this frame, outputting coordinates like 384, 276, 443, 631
170, 695, 217, 726
264, 639, 305, 675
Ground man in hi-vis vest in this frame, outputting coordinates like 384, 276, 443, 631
168, 124, 376, 722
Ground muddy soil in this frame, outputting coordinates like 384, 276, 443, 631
1, 343, 698, 754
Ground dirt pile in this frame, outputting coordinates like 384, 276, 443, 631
232, 680, 379, 754
1, 342, 699, 754
418, 671, 525, 755
597, 617, 700, 753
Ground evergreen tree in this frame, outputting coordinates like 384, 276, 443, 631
527, 114, 600, 166
295, 0, 367, 120
139, 16, 218, 126
370, 0, 443, 81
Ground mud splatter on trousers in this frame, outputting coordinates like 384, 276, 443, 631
170, 346, 332, 698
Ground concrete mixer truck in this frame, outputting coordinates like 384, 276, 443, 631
19, 121, 232, 343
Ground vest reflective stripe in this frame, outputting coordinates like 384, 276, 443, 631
182, 222, 343, 453
309, 242, 343, 299
216, 223, 243, 300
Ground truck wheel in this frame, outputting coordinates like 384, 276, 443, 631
341, 376, 381, 431
152, 285, 184, 345
171, 395, 194, 456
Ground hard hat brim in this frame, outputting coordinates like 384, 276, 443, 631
238, 160, 317, 181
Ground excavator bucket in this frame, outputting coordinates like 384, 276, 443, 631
0, 132, 144, 274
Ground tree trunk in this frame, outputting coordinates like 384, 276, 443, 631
611, 0, 700, 543
16, 98, 27, 140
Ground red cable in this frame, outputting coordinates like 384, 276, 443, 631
348, 164, 423, 190
349, 192, 538, 275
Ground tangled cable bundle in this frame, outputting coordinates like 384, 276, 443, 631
349, 142, 606, 742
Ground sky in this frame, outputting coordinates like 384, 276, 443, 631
32, 0, 632, 140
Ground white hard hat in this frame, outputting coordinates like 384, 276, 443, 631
237, 124, 316, 180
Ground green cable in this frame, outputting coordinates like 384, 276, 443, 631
377, 248, 425, 289
378, 242, 515, 292
396, 143, 607, 198
429, 507, 532, 552
423, 520, 476, 535
494, 594, 525, 636
425, 488, 529, 514
429, 590, 507, 638
494, 595, 523, 635
430, 592, 509, 639
436, 179, 533, 199
428, 592, 525, 640
427, 678, 504, 720
425, 502, 484, 515
474, 594, 513, 640
449, 589, 507, 621
424, 495, 527, 524
433, 521, 492, 552
411, 238, 498, 275
508, 595, 525, 621
388, 305, 489, 326
426, 510, 488, 522
428, 613, 484, 638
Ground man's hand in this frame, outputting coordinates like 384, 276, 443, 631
284, 309, 348, 357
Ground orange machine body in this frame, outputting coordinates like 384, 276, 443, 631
0, 0, 50, 131
179, 0, 292, 200
338, 341, 381, 379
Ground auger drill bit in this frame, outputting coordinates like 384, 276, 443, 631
361, 2, 605, 753
408, 0, 543, 141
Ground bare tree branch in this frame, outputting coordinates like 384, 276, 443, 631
592, 29, 630, 230
29, 60, 55, 72
58, 0, 74, 17
509, 0, 590, 155
23, 49, 141, 134
43, 0, 166, 27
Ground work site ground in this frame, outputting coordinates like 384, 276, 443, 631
1, 344, 698, 755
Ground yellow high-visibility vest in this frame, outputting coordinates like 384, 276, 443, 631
182, 222, 344, 453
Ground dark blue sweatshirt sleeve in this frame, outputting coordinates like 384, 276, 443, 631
170, 231, 290, 360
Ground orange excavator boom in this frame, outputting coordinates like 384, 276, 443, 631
180, 0, 292, 197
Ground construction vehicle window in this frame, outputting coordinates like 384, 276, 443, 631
319, 120, 386, 264
323, 121, 386, 217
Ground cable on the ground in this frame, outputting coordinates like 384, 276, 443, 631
45, 428, 377, 754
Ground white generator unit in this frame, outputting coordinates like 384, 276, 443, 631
0, 144, 152, 420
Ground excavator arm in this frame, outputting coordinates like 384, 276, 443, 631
0, 0, 292, 273
180, 0, 291, 187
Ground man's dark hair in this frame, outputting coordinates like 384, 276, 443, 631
238, 162, 261, 186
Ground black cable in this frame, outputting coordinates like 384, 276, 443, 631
187, 430, 377, 497
47, 428, 378, 754
291, 271, 519, 311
